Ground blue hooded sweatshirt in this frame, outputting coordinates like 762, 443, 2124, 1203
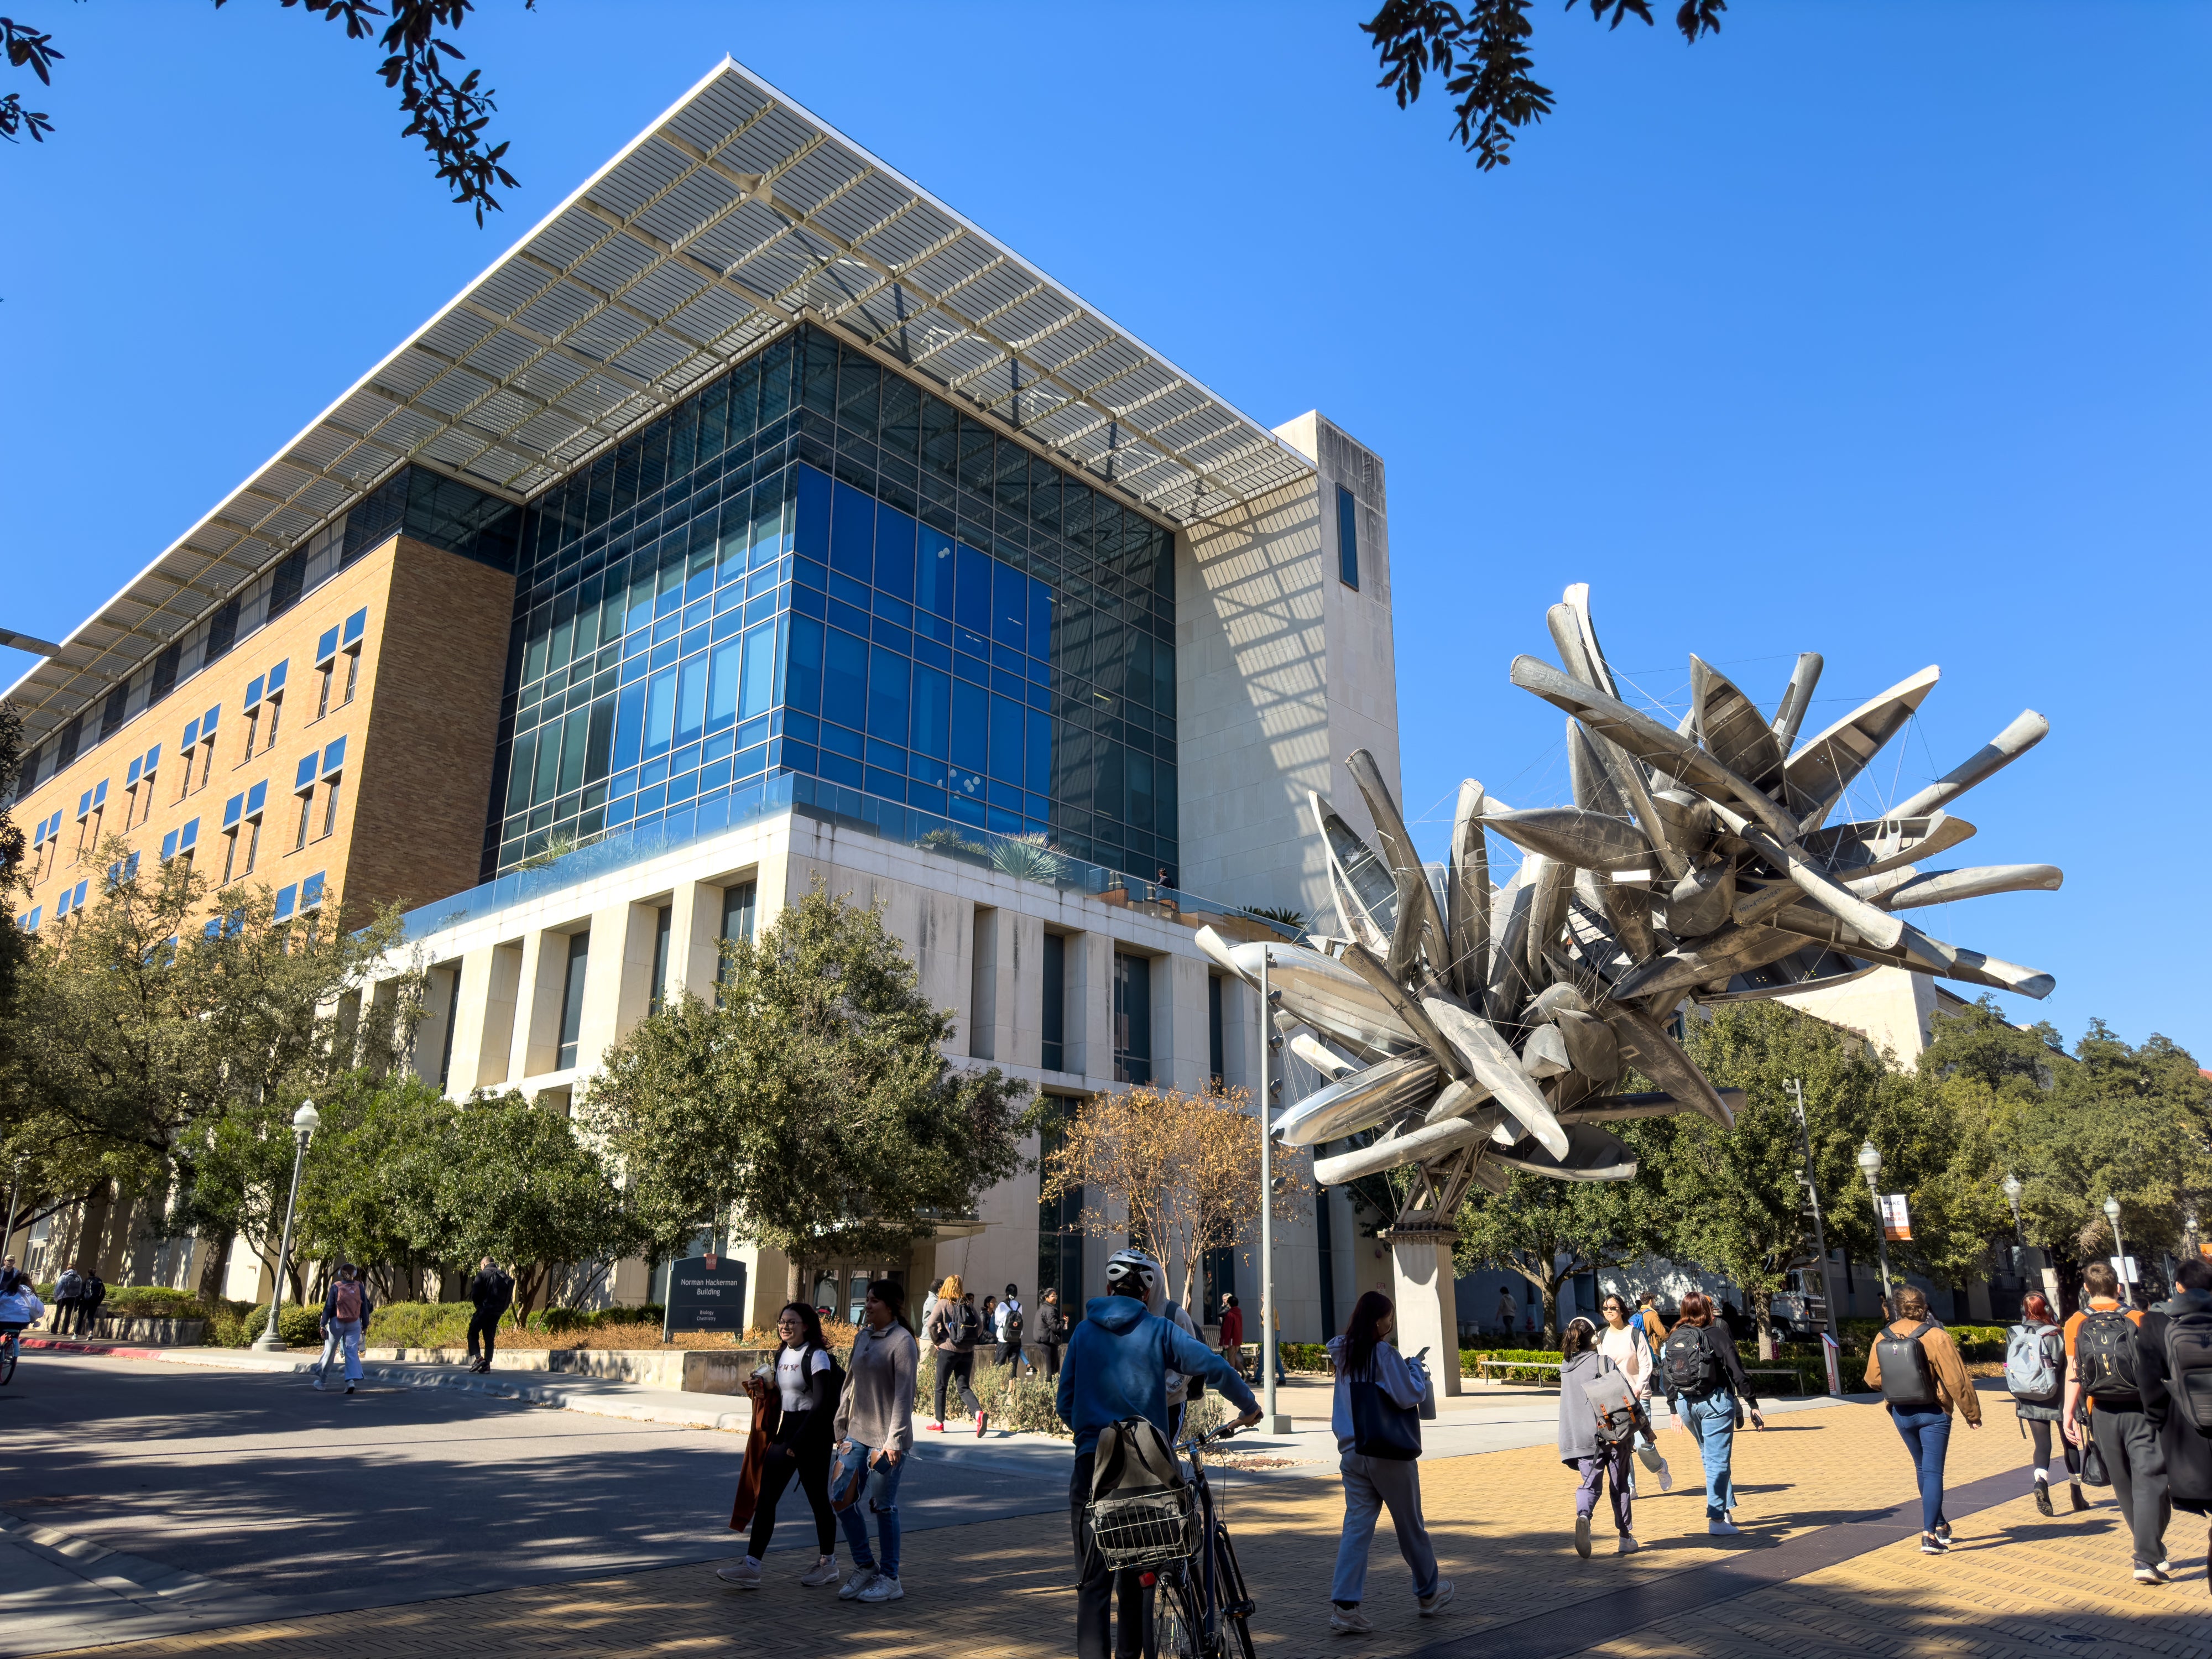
1056, 1295, 1260, 1454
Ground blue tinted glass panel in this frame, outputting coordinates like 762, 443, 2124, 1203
867, 646, 909, 744
823, 628, 868, 731
951, 677, 989, 774
640, 666, 677, 761
830, 479, 874, 580
920, 527, 955, 617
246, 781, 267, 816
342, 607, 368, 645
1026, 709, 1053, 795
989, 694, 1025, 782
675, 653, 709, 747
795, 465, 831, 565
785, 613, 824, 713
954, 543, 992, 636
993, 563, 1026, 653
874, 503, 916, 599
1029, 577, 1053, 659
705, 635, 742, 734
740, 618, 779, 721
611, 681, 647, 771
322, 736, 346, 774
911, 664, 950, 758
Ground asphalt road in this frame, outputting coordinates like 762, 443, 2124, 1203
0, 1354, 1072, 1655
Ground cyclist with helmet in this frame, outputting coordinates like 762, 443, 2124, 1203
1058, 1248, 1261, 1659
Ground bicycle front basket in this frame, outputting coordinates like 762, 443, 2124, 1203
1087, 1486, 1197, 1569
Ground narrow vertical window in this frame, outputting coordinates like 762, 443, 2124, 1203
344, 650, 361, 703
294, 789, 313, 851
243, 819, 260, 875
717, 880, 757, 1001
436, 968, 463, 1092
1336, 484, 1360, 592
199, 743, 216, 792
316, 666, 333, 720
650, 904, 672, 1012
1208, 972, 1225, 1089
321, 778, 342, 838
1040, 932, 1066, 1072
221, 830, 238, 884
241, 711, 258, 763
265, 695, 282, 749
1112, 952, 1152, 1086
556, 931, 590, 1068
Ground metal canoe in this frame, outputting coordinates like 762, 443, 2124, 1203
1232, 938, 1423, 1059
1692, 655, 1785, 789
1874, 863, 2064, 911
1795, 811, 1976, 881
1312, 791, 1398, 955
1446, 780, 1491, 1005
1481, 805, 1655, 877
1608, 922, 1813, 1003
1490, 1122, 1639, 1182
1348, 748, 1447, 975
1781, 664, 1940, 826
1559, 1088, 1746, 1123
1274, 1053, 1443, 1148
1422, 995, 1571, 1159
1312, 1112, 1502, 1186
1891, 709, 2049, 820
1587, 999, 1737, 1129
1771, 653, 1824, 750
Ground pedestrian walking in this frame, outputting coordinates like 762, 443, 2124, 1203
924, 1272, 985, 1436
1597, 1292, 1671, 1494
1325, 1290, 1452, 1634
2136, 1256, 2212, 1594
919, 1277, 943, 1335
1559, 1316, 1641, 1558
2007, 1292, 2086, 1515
1495, 1287, 1517, 1340
2064, 1260, 2171, 1583
49, 1264, 81, 1335
994, 1283, 1027, 1372
1153, 1279, 1204, 1441
1218, 1291, 1246, 1380
314, 1264, 373, 1394
831, 1279, 920, 1605
718, 1302, 842, 1590
1633, 1292, 1669, 1352
465, 1256, 514, 1374
979, 1293, 998, 1347
82, 1271, 106, 1335
1659, 1289, 1764, 1536
1057, 1249, 1258, 1659
1865, 1285, 1983, 1554
1035, 1288, 1066, 1379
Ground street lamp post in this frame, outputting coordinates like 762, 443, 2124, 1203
1858, 1141, 1894, 1306
2187, 1211, 2201, 1265
2104, 1195, 2131, 1308
1256, 946, 1290, 1433
252, 1102, 321, 1353
2, 1156, 24, 1263
2001, 1171, 2026, 1267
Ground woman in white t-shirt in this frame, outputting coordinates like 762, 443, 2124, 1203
719, 1302, 842, 1589
1596, 1292, 1672, 1495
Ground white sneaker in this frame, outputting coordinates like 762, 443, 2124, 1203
1574, 1514, 1591, 1558
857, 1573, 904, 1602
1709, 1519, 1741, 1536
1417, 1578, 1454, 1616
1617, 1532, 1640, 1555
837, 1568, 877, 1600
799, 1556, 842, 1587
716, 1556, 763, 1588
1329, 1607, 1373, 1634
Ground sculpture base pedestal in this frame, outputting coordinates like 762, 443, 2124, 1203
1381, 1227, 1463, 1397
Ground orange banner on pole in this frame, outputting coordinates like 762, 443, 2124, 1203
1879, 1194, 1912, 1240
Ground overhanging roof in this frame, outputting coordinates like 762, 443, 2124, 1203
6, 56, 1316, 749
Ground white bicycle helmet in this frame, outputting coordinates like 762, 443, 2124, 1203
1103, 1248, 1160, 1297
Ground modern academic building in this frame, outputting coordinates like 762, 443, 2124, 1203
4, 59, 1407, 1336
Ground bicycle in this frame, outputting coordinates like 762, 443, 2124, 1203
0, 1325, 23, 1386
1087, 1421, 1257, 1659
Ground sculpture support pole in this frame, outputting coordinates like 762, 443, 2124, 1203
1382, 1225, 1463, 1397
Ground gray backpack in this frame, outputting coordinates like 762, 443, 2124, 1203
2004, 1323, 2062, 1404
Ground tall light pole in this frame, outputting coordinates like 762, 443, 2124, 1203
1786, 1079, 1837, 1341
2187, 1211, 2202, 1266
2104, 1195, 2131, 1308
1858, 1140, 1894, 1305
1256, 946, 1290, 1433
253, 1102, 321, 1353
2, 1156, 24, 1264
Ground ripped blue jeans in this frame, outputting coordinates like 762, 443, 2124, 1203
836, 1444, 905, 1580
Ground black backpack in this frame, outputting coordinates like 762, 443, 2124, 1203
1875, 1321, 1940, 1408
2077, 1308, 2141, 1400
2164, 1305, 2212, 1433
954, 1302, 983, 1346
1661, 1324, 1721, 1397
1005, 1305, 1023, 1339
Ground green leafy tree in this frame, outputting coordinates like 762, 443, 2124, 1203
1363, 0, 1729, 171
1453, 1144, 1671, 1340
584, 881, 1042, 1299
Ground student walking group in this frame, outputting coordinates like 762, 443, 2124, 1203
692, 1254, 2212, 1646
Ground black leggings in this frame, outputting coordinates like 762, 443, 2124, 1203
935, 1350, 978, 1420
750, 1432, 834, 1558
2027, 1418, 2081, 1477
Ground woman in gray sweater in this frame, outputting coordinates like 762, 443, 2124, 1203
1558, 1317, 1637, 1558
832, 1279, 920, 1604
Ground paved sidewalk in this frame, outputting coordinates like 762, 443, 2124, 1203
42, 1390, 2211, 1658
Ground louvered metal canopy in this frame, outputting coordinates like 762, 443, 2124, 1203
6, 56, 1314, 749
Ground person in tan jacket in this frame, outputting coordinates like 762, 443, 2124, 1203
1864, 1286, 1982, 1555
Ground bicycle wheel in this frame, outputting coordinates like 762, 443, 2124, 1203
1213, 1530, 1256, 1659
1147, 1573, 1204, 1659
0, 1338, 17, 1386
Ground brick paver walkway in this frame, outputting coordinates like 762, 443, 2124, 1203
48, 1397, 2211, 1658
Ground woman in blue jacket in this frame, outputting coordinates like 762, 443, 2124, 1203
1326, 1291, 1454, 1635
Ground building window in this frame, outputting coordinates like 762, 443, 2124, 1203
1337, 484, 1360, 592
1208, 972, 1225, 1090
435, 966, 463, 1092
1040, 932, 1066, 1073
316, 664, 334, 720
649, 904, 672, 1011
1202, 1246, 1238, 1326
1037, 1094, 1083, 1304
1113, 952, 1151, 1086
221, 828, 239, 884
344, 648, 361, 704
721, 880, 757, 945
294, 790, 314, 852
1315, 1188, 1338, 1336
556, 931, 590, 1068
320, 776, 342, 839
240, 709, 259, 763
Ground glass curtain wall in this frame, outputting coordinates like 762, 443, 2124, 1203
489, 324, 1180, 882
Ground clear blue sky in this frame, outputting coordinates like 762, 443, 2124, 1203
5, 3, 2204, 1054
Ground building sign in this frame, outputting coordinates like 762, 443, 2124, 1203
1879, 1194, 1912, 1240
664, 1253, 748, 1339
2109, 1254, 2140, 1285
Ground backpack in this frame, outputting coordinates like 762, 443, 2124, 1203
1875, 1321, 1940, 1408
1661, 1324, 1721, 1397
333, 1281, 363, 1323
2077, 1307, 2141, 1399
1581, 1363, 1641, 1446
954, 1302, 982, 1346
1004, 1305, 1023, 1339
2004, 1323, 2063, 1404
1089, 1414, 1186, 1501
2163, 1305, 2212, 1433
